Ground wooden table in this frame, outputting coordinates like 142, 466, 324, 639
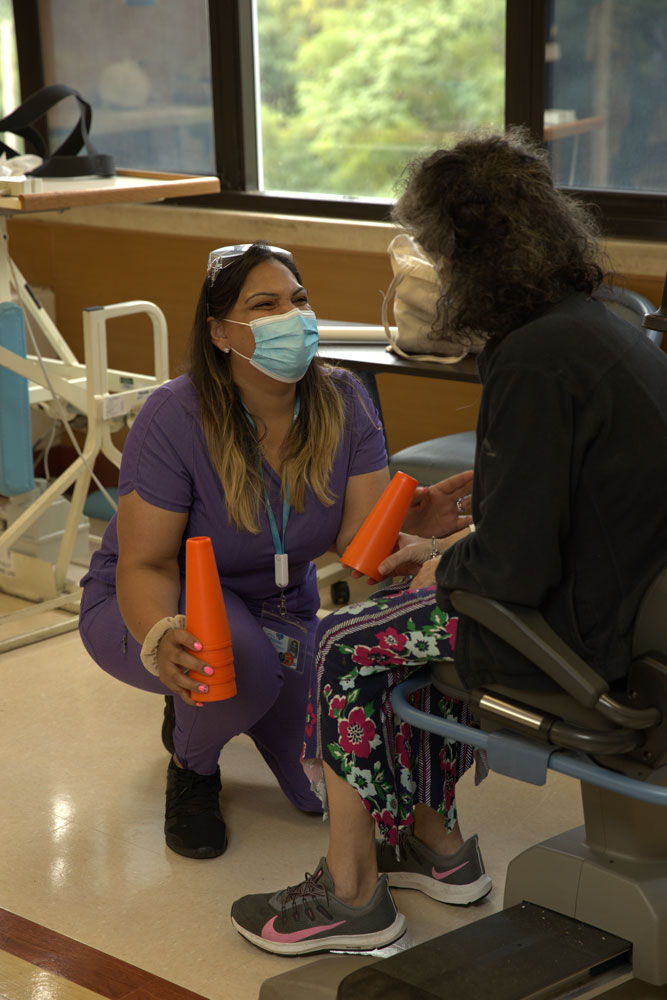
0, 166, 220, 214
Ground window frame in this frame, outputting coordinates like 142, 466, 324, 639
12, 0, 667, 238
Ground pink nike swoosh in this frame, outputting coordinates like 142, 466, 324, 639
261, 915, 346, 943
431, 860, 469, 881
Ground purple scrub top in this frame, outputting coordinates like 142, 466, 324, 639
84, 368, 387, 620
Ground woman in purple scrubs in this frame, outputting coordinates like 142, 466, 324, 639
79, 242, 395, 859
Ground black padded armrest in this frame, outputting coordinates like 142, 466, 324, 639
449, 589, 609, 708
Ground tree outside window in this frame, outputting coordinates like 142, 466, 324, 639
257, 0, 505, 197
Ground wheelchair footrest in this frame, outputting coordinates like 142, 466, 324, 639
338, 902, 631, 1000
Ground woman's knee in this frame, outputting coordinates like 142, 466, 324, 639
79, 586, 125, 669
79, 585, 165, 694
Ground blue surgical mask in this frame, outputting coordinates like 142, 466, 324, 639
224, 308, 319, 383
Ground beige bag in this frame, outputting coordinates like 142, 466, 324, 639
382, 233, 483, 362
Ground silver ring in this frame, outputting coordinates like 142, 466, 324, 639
456, 497, 465, 515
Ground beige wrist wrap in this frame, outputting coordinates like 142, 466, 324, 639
140, 614, 186, 676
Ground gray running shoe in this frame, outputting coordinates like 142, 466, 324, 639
377, 832, 492, 905
231, 857, 406, 955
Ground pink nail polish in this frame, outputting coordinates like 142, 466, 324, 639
195, 702, 203, 708
198, 684, 208, 693
203, 666, 214, 676
193, 641, 203, 651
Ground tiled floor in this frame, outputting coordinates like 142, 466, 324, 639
0, 548, 660, 999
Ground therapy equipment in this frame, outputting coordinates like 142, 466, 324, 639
0, 169, 220, 651
382, 567, 667, 993
0, 229, 169, 650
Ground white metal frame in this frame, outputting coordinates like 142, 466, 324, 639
0, 214, 170, 649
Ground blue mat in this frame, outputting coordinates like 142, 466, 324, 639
0, 301, 35, 496
83, 487, 119, 520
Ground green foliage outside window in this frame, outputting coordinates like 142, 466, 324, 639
257, 0, 505, 198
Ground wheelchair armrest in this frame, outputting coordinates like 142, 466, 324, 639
449, 589, 659, 730
449, 589, 608, 706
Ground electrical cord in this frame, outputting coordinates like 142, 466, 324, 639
31, 414, 59, 475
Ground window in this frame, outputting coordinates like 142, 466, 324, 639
21, 0, 505, 201
29, 0, 215, 174
545, 1, 666, 195
10, 0, 667, 237
255, 0, 505, 199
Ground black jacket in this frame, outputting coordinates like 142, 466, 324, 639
436, 292, 667, 690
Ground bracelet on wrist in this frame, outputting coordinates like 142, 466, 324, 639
140, 614, 185, 676
430, 536, 441, 560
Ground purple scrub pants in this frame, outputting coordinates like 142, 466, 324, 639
79, 578, 322, 812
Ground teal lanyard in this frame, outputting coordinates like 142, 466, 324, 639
263, 478, 289, 556
243, 395, 300, 610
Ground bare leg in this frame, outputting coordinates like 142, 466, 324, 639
323, 761, 378, 907
413, 804, 464, 855
324, 763, 466, 902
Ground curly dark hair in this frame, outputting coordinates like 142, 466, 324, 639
392, 129, 607, 343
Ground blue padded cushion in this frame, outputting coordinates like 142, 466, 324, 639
0, 301, 35, 496
83, 487, 119, 521
389, 429, 476, 485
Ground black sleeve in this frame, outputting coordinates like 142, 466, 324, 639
436, 360, 575, 609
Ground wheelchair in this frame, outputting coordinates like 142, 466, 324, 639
389, 562, 667, 987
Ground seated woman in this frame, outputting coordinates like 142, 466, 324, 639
231, 130, 667, 955
78, 242, 476, 862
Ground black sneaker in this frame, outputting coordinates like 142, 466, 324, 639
231, 858, 406, 955
377, 832, 492, 905
164, 757, 227, 859
161, 696, 175, 754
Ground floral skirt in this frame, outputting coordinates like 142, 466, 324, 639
302, 583, 478, 846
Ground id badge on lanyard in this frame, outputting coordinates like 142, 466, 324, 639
275, 553, 289, 589
261, 603, 311, 674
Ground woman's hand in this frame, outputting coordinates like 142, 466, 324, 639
402, 470, 474, 538
377, 524, 473, 582
157, 627, 213, 705
377, 535, 439, 590
376, 533, 437, 579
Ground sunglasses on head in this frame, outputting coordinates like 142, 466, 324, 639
207, 244, 292, 285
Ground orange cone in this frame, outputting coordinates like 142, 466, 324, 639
185, 536, 236, 701
341, 471, 418, 582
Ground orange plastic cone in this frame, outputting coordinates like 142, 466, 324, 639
341, 471, 418, 582
185, 536, 236, 701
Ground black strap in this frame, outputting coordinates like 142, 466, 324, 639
0, 126, 47, 159
0, 84, 115, 178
